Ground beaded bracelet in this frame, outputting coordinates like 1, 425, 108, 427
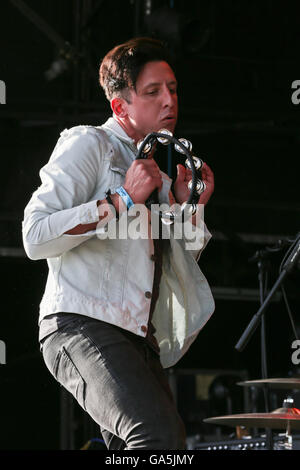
105, 189, 119, 220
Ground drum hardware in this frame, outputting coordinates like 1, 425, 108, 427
234, 234, 300, 449
186, 433, 299, 450
237, 378, 300, 390
204, 397, 300, 449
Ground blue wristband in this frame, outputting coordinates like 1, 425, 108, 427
115, 186, 135, 210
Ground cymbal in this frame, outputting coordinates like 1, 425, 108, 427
204, 407, 300, 430
237, 378, 300, 390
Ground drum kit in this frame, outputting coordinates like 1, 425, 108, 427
204, 377, 300, 450
206, 230, 300, 450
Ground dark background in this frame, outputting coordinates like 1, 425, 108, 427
0, 0, 299, 450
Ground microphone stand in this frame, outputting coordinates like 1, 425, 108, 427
235, 233, 300, 352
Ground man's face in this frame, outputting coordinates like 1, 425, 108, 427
125, 60, 178, 143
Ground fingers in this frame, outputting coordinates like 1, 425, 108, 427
134, 159, 161, 177
201, 162, 214, 180
176, 164, 185, 181
178, 161, 214, 187
177, 164, 192, 183
124, 159, 163, 203
185, 168, 192, 181
139, 160, 162, 186
143, 173, 162, 191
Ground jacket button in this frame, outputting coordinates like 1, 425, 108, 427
141, 325, 148, 333
145, 291, 152, 299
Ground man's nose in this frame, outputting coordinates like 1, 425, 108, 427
162, 86, 175, 107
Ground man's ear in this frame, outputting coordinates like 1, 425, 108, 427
111, 97, 128, 117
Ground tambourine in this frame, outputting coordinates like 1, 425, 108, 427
136, 129, 206, 225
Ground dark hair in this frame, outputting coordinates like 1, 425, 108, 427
99, 37, 174, 101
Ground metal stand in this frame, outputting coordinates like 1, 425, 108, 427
235, 233, 300, 352
256, 251, 273, 449
273, 398, 294, 450
235, 232, 300, 449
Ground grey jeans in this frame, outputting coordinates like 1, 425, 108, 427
41, 314, 186, 450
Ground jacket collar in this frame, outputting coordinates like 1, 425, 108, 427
101, 117, 136, 149
101, 116, 172, 190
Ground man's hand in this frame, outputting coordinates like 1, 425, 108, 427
64, 160, 163, 236
123, 159, 163, 204
174, 162, 214, 206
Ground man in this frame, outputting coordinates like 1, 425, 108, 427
22, 37, 215, 450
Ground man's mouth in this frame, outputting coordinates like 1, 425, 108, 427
161, 116, 176, 123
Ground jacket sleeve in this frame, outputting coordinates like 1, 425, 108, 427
22, 127, 103, 260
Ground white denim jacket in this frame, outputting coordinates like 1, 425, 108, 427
22, 117, 215, 368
